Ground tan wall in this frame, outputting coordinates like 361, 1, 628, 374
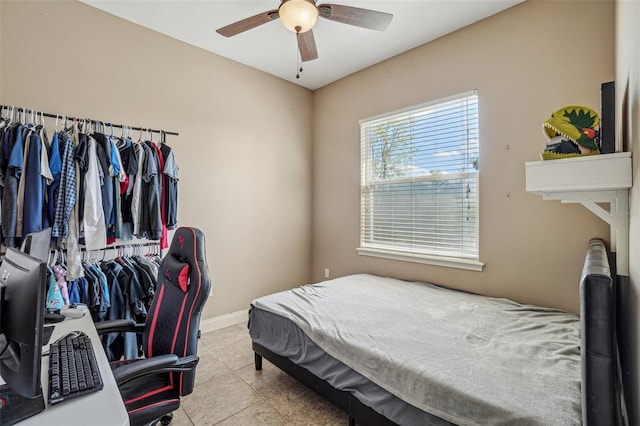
617, 0, 640, 422
0, 0, 314, 319
312, 0, 614, 314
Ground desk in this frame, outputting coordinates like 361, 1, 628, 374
3, 312, 129, 425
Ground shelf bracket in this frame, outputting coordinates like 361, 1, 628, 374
526, 153, 632, 276
540, 189, 629, 275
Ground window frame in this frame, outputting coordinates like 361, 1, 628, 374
358, 90, 484, 271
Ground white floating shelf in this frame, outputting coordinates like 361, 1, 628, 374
525, 152, 632, 275
525, 152, 631, 193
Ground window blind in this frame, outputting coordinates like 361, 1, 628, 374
360, 91, 479, 262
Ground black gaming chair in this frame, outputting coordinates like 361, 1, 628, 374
95, 227, 211, 426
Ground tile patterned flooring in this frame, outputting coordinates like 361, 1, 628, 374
169, 324, 349, 426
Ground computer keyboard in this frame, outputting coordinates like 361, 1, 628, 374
47, 331, 104, 405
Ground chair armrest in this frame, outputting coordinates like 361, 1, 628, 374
94, 319, 145, 335
112, 354, 200, 386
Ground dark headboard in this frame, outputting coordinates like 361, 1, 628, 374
580, 238, 626, 425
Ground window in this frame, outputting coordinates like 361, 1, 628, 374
358, 91, 483, 271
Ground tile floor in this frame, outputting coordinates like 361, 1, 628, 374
169, 324, 349, 426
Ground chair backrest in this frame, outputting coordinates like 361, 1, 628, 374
142, 226, 211, 395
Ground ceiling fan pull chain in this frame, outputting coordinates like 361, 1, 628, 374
296, 41, 302, 79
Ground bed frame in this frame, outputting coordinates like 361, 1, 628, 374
252, 238, 626, 425
253, 342, 396, 426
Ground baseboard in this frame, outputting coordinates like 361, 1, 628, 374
200, 309, 248, 334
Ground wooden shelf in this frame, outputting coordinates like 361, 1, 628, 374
525, 152, 632, 275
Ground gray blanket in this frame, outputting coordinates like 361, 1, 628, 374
252, 274, 581, 426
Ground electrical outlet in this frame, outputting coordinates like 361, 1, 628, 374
324, 268, 330, 279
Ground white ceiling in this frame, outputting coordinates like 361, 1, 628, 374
80, 0, 523, 90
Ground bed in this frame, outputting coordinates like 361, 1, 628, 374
248, 238, 626, 425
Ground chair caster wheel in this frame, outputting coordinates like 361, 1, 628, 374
160, 413, 173, 425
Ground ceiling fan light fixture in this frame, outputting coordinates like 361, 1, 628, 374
279, 0, 318, 33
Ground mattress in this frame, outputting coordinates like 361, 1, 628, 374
250, 274, 582, 426
249, 307, 452, 425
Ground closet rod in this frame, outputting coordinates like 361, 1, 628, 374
0, 105, 179, 137
74, 242, 162, 262
77, 241, 161, 253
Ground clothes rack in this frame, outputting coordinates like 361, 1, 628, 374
0, 105, 179, 137
82, 241, 162, 260
0, 103, 179, 279
45, 240, 164, 361
48, 242, 163, 265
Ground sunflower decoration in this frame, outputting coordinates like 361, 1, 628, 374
541, 106, 600, 160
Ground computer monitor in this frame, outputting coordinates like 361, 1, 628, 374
0, 248, 47, 423
20, 228, 52, 263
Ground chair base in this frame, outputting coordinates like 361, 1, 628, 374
159, 413, 173, 425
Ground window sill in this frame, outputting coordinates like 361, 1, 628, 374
357, 247, 484, 272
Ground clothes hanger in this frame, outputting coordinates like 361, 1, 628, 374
0, 106, 6, 129
39, 111, 47, 133
48, 248, 56, 267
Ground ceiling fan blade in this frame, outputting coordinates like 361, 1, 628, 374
216, 9, 279, 37
317, 4, 392, 31
297, 30, 318, 62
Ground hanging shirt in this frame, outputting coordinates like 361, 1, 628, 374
52, 131, 77, 238
15, 127, 32, 237
160, 143, 179, 230
83, 136, 107, 250
150, 142, 168, 249
92, 133, 115, 237
53, 265, 70, 306
109, 137, 126, 182
131, 142, 145, 237
46, 269, 65, 310
38, 125, 54, 187
139, 142, 162, 240
110, 136, 125, 240
0, 124, 14, 192
2, 124, 23, 246
21, 127, 43, 235
74, 133, 89, 224
22, 126, 53, 236
90, 263, 110, 319
47, 131, 62, 229
118, 138, 138, 239
65, 125, 85, 281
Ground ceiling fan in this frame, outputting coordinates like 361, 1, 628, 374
216, 0, 393, 62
